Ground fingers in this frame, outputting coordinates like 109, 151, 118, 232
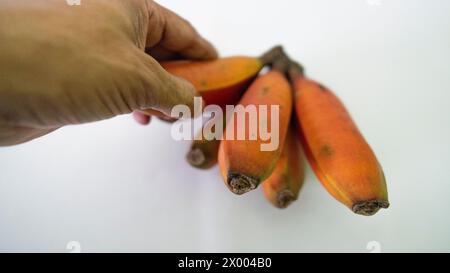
146, 1, 218, 61
133, 111, 152, 125
135, 52, 199, 116
145, 46, 183, 62
0, 124, 58, 146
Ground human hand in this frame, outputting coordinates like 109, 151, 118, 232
0, 0, 217, 145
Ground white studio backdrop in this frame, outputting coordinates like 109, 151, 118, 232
1, 0, 450, 252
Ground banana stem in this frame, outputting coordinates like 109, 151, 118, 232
261, 46, 305, 78
272, 52, 292, 75
288, 61, 305, 81
259, 45, 284, 66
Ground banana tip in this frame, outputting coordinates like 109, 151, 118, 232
352, 200, 390, 216
186, 148, 206, 167
227, 172, 258, 195
276, 191, 296, 209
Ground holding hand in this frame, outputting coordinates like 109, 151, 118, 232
0, 0, 217, 145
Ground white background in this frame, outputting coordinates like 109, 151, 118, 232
1, 0, 450, 252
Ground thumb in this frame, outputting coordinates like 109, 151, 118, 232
135, 52, 199, 117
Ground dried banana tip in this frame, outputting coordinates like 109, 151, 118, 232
227, 173, 258, 195
353, 200, 390, 216
276, 191, 296, 209
186, 148, 206, 167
